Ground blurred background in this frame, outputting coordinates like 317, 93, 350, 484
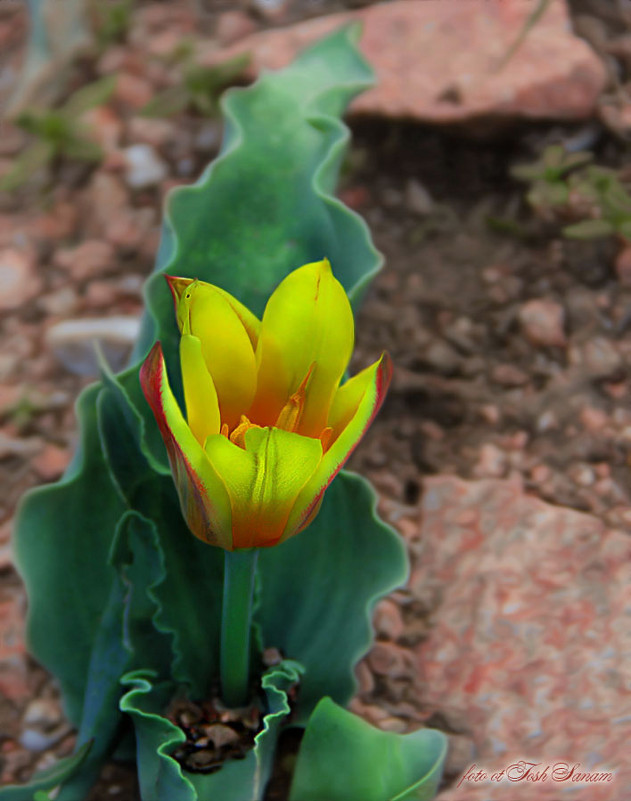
0, 1, 630, 799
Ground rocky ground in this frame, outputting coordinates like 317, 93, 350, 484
1, 0, 630, 799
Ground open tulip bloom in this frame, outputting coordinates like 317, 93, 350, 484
140, 258, 392, 553
141, 259, 391, 706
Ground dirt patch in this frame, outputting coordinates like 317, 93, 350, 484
1, 0, 630, 798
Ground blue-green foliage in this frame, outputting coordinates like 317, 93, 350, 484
3, 26, 428, 801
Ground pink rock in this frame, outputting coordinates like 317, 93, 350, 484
413, 476, 631, 800
518, 298, 566, 347
201, 0, 606, 124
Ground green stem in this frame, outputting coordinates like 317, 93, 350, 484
220, 548, 259, 708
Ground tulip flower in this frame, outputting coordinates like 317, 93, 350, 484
140, 259, 391, 553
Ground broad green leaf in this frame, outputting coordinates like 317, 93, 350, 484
143, 483, 224, 696
256, 472, 408, 723
98, 354, 169, 475
289, 698, 448, 801
13, 27, 399, 800
55, 576, 128, 801
0, 742, 92, 801
119, 671, 195, 801
188, 660, 304, 801
96, 365, 223, 697
56, 511, 173, 801
14, 384, 125, 724
563, 218, 615, 239
121, 661, 303, 801
133, 24, 382, 369
109, 511, 173, 676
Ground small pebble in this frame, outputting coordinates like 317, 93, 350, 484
0, 249, 40, 310
405, 179, 434, 216
373, 598, 405, 641
195, 121, 222, 153
422, 340, 462, 376
473, 443, 507, 478
580, 405, 608, 432
491, 363, 529, 387
569, 464, 595, 487
23, 698, 61, 729
32, 444, 71, 481
128, 117, 175, 149
367, 642, 412, 679
355, 660, 375, 696
518, 298, 566, 347
569, 337, 622, 379
20, 728, 60, 752
46, 316, 141, 376
123, 144, 169, 190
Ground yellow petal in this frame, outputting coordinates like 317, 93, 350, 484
282, 353, 392, 541
250, 259, 354, 437
180, 334, 221, 445
204, 426, 322, 549
140, 342, 233, 549
166, 275, 194, 334
166, 275, 260, 348
173, 278, 258, 429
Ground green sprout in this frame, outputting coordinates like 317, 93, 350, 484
92, 0, 133, 49
511, 143, 593, 218
563, 166, 631, 242
141, 51, 250, 118
0, 75, 117, 193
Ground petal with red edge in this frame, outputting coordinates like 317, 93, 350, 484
282, 352, 392, 542
140, 342, 233, 549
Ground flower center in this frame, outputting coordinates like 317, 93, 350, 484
222, 363, 333, 452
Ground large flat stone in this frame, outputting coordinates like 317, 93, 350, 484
202, 0, 606, 124
411, 476, 630, 800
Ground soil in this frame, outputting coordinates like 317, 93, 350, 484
1, 0, 630, 799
